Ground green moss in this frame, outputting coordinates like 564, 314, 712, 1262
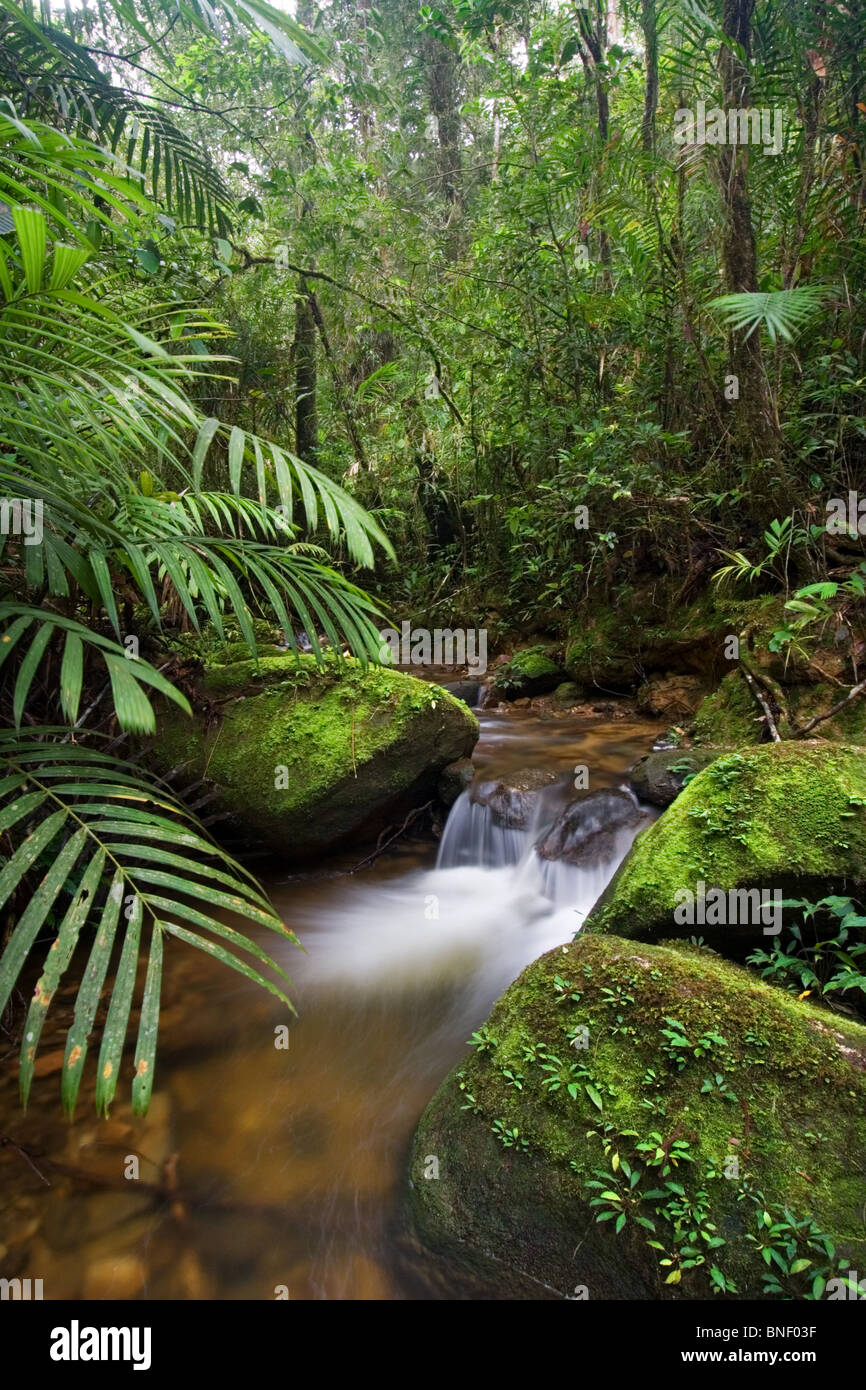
493, 645, 562, 694
564, 610, 629, 684
409, 934, 866, 1299
692, 671, 759, 747
589, 743, 866, 943
154, 654, 479, 857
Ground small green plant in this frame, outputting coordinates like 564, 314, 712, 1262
743, 1196, 842, 1299
491, 1119, 529, 1150
636, 1131, 696, 1173
456, 1070, 482, 1114
709, 1266, 739, 1295
700, 1073, 738, 1102
585, 1157, 657, 1237
540, 1054, 604, 1110
468, 1025, 499, 1054
600, 982, 635, 1008
645, 1181, 726, 1284
552, 973, 582, 1004
501, 1066, 525, 1091
660, 1017, 728, 1069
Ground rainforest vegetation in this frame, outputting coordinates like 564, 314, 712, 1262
1, 0, 865, 1307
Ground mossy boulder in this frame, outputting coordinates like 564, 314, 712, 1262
553, 680, 585, 706
493, 646, 564, 699
408, 934, 866, 1300
210, 640, 286, 665
589, 743, 866, 948
154, 654, 479, 859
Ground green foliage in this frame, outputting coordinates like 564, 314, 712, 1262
0, 87, 392, 1114
747, 895, 866, 1017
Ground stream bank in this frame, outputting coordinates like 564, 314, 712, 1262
0, 707, 660, 1300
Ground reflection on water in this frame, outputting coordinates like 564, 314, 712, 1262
0, 709, 659, 1300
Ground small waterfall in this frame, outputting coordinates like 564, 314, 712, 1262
437, 781, 651, 920
435, 791, 526, 869
286, 778, 652, 999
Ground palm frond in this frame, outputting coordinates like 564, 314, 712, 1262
0, 730, 297, 1117
707, 287, 831, 343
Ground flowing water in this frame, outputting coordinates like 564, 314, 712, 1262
0, 708, 660, 1300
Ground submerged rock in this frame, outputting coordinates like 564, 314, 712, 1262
536, 789, 652, 865
589, 743, 866, 948
154, 655, 478, 860
408, 934, 866, 1300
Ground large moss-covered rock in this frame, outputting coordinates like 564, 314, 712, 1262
154, 654, 478, 859
408, 935, 866, 1300
589, 743, 866, 947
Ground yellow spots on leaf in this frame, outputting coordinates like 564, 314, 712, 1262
136, 1059, 148, 1076
103, 1061, 113, 1079
67, 1045, 82, 1068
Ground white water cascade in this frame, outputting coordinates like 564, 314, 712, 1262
285, 784, 651, 1005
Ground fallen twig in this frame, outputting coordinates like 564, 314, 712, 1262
739, 664, 781, 742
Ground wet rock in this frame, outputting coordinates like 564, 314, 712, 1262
536, 789, 652, 865
552, 681, 585, 706
408, 934, 866, 1299
469, 768, 559, 829
438, 757, 475, 809
628, 748, 723, 807
440, 679, 480, 708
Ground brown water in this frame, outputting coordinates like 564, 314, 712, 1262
0, 709, 660, 1301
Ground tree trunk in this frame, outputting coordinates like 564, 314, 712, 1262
425, 34, 462, 212
294, 282, 318, 461
717, 0, 775, 461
